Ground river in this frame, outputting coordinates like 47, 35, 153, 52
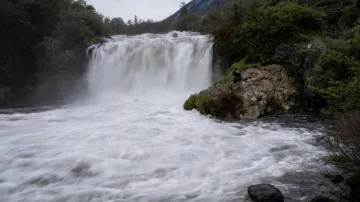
0, 32, 334, 202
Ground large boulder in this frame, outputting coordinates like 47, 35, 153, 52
185, 64, 298, 120
248, 184, 284, 202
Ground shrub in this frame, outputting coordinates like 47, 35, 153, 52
233, 2, 324, 63
316, 79, 360, 111
310, 45, 360, 111
183, 94, 198, 110
195, 90, 244, 120
326, 111, 360, 172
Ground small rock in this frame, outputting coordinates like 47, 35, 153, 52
324, 172, 344, 184
309, 196, 334, 202
248, 184, 284, 202
71, 161, 91, 176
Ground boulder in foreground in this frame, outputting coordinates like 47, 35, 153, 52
248, 184, 284, 202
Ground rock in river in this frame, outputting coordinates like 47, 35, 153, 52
248, 184, 284, 202
184, 64, 298, 120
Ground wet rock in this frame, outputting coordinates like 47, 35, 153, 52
324, 172, 344, 184
71, 161, 92, 176
309, 196, 334, 202
248, 184, 284, 202
347, 173, 360, 200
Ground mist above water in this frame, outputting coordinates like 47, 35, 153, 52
0, 32, 330, 202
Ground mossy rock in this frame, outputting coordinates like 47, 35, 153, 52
184, 84, 245, 120
183, 94, 198, 111
326, 155, 347, 163
263, 97, 286, 115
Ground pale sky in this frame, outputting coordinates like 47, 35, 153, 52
86, 0, 191, 22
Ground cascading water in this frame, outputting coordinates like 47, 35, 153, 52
87, 32, 213, 99
0, 32, 334, 202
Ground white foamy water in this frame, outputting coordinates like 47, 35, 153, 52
0, 32, 328, 202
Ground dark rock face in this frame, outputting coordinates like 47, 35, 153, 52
248, 184, 284, 202
347, 174, 360, 201
324, 172, 345, 184
309, 196, 334, 202
271, 44, 293, 64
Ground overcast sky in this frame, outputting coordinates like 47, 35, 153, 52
86, 0, 191, 22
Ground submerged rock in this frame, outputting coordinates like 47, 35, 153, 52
324, 172, 344, 184
185, 64, 298, 120
309, 196, 335, 202
248, 184, 284, 202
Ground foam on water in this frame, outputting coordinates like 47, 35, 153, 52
0, 32, 328, 202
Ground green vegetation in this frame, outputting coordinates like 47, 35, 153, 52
265, 98, 285, 114
326, 155, 347, 164
183, 89, 244, 120
195, 91, 244, 120
214, 60, 259, 85
233, 2, 324, 63
183, 94, 198, 110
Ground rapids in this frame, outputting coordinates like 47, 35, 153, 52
0, 32, 331, 202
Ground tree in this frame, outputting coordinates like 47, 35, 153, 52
134, 15, 138, 24
179, 1, 188, 17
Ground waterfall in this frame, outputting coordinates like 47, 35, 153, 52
87, 31, 214, 98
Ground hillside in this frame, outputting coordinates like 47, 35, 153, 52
168, 0, 229, 19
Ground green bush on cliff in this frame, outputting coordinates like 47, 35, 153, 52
183, 94, 198, 110
309, 31, 360, 111
233, 2, 324, 63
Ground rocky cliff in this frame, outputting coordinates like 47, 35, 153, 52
184, 65, 299, 120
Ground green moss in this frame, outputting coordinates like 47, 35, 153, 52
87, 37, 107, 46
326, 155, 347, 163
195, 95, 220, 115
327, 39, 350, 52
183, 94, 198, 111
194, 91, 244, 120
213, 60, 259, 85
